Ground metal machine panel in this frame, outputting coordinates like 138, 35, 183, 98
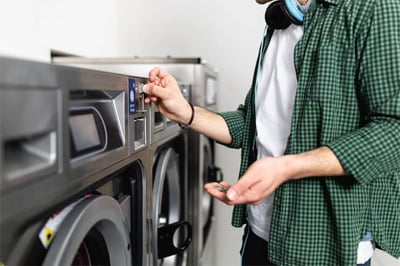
0, 57, 150, 265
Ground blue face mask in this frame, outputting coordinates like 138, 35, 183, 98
265, 0, 305, 29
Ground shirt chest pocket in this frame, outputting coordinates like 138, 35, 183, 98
302, 39, 358, 104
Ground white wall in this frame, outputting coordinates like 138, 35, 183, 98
0, 0, 120, 62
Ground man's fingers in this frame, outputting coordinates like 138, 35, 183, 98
143, 84, 167, 99
148, 67, 171, 83
226, 174, 255, 201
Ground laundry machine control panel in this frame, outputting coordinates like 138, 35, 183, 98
69, 90, 125, 162
127, 76, 150, 155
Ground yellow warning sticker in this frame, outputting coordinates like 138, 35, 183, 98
38, 198, 82, 248
44, 227, 55, 246
38, 195, 91, 249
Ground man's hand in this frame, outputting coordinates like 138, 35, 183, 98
204, 156, 289, 205
205, 146, 347, 205
143, 67, 192, 125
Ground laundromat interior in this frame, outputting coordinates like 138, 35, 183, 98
0, 1, 399, 266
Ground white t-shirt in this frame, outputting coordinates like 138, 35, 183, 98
248, 23, 303, 242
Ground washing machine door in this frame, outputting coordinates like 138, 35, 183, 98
42, 195, 131, 266
152, 148, 192, 266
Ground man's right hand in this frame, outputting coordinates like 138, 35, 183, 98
143, 67, 193, 125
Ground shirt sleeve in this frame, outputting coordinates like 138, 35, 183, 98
217, 88, 253, 149
327, 0, 400, 184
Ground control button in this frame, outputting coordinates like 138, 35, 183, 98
130, 90, 135, 103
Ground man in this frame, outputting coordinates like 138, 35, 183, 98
143, 0, 400, 265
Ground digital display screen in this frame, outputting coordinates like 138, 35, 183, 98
69, 113, 101, 152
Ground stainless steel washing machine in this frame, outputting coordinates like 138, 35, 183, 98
130, 59, 221, 266
52, 56, 220, 266
132, 80, 192, 266
149, 124, 192, 266
0, 57, 151, 265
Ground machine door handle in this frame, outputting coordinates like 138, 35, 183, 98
157, 220, 192, 259
208, 166, 224, 183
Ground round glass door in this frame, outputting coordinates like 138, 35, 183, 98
153, 148, 187, 266
42, 195, 131, 266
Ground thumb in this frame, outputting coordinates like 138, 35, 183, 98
226, 187, 239, 201
143, 84, 167, 100
226, 177, 252, 201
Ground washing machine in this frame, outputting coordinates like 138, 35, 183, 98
0, 57, 151, 265
136, 79, 191, 266
131, 58, 222, 266
51, 56, 220, 266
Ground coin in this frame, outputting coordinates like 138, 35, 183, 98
214, 184, 229, 192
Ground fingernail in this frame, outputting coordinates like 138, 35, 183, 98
142, 85, 149, 93
227, 188, 238, 201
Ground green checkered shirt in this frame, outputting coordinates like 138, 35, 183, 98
218, 0, 400, 264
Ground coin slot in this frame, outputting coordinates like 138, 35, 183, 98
133, 117, 146, 150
